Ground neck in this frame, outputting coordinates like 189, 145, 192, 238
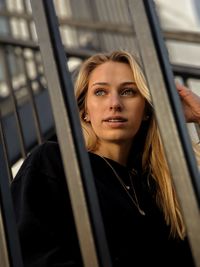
94, 142, 132, 166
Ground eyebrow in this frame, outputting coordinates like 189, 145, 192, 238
91, 81, 137, 87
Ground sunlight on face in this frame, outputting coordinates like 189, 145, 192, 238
86, 61, 146, 147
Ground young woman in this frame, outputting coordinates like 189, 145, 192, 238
11, 50, 199, 267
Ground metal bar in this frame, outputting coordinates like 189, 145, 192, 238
172, 64, 200, 80
58, 17, 200, 43
30, 1, 112, 267
1, 9, 200, 43
0, 36, 38, 49
0, 9, 32, 21
0, 136, 24, 267
3, 0, 12, 36
104, 0, 120, 50
0, 36, 97, 57
0, 46, 26, 158
87, 0, 105, 50
20, 49, 43, 144
1, 35, 200, 74
0, 85, 11, 266
21, 0, 34, 40
164, 30, 200, 44
0, 110, 13, 182
1, 89, 54, 165
0, 204, 10, 267
144, 0, 200, 202
128, 1, 200, 266
21, 0, 44, 102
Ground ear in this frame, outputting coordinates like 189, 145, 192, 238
83, 112, 90, 122
143, 114, 150, 121
143, 104, 152, 121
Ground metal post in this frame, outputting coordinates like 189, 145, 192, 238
0, 143, 24, 267
0, 206, 10, 267
128, 0, 200, 266
30, 1, 112, 267
0, 110, 13, 182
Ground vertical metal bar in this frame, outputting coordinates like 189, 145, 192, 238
106, 0, 119, 49
102, 0, 116, 50
20, 49, 43, 144
4, 0, 12, 36
16, 4, 46, 144
87, 0, 105, 50
0, 110, 13, 182
0, 46, 26, 158
21, 0, 43, 91
22, 0, 34, 39
0, 137, 24, 267
30, 1, 112, 267
0, 206, 10, 267
21, 0, 45, 118
144, 0, 200, 200
95, 0, 112, 50
127, 0, 200, 266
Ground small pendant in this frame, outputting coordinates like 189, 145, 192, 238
126, 185, 130, 190
139, 209, 146, 216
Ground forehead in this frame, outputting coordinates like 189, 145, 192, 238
88, 61, 134, 85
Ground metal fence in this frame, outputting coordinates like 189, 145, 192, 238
0, 0, 200, 267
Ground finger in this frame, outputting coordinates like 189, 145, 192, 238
175, 84, 191, 99
175, 83, 187, 91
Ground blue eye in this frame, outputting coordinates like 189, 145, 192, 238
121, 88, 136, 96
95, 89, 106, 96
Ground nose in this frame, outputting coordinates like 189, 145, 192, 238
109, 93, 123, 111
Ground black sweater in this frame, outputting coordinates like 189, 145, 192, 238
11, 141, 194, 267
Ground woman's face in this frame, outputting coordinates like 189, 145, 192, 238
86, 61, 146, 147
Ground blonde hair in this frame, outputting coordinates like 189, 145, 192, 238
75, 50, 186, 239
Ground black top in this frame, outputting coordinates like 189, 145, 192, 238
11, 141, 194, 267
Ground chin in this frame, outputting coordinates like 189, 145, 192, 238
103, 134, 134, 144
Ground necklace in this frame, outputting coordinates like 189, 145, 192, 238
99, 155, 145, 216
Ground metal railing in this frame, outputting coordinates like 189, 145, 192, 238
0, 0, 200, 266
0, 36, 199, 174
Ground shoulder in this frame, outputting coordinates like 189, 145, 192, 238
31, 140, 61, 160
12, 141, 63, 183
11, 141, 68, 212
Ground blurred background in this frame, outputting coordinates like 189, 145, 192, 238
0, 0, 199, 177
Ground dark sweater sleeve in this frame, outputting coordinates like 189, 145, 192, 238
10, 142, 83, 267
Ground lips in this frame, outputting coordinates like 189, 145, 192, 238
103, 116, 127, 122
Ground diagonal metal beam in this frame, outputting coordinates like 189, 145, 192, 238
30, 1, 112, 267
128, 0, 200, 266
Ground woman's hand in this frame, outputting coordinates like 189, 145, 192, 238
176, 83, 200, 124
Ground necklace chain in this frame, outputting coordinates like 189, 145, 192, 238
99, 155, 145, 216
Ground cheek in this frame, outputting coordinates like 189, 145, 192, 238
86, 100, 103, 122
132, 101, 146, 119
87, 104, 104, 132
129, 105, 146, 131
89, 113, 101, 128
